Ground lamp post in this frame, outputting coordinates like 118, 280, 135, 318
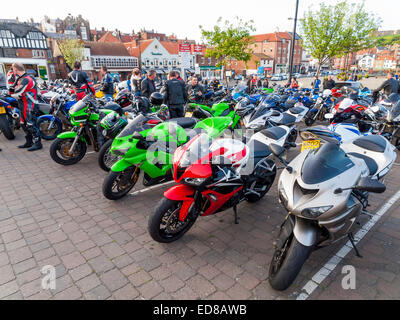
288, 0, 299, 83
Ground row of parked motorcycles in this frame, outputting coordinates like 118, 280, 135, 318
1, 78, 400, 292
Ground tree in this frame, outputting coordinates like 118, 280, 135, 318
200, 17, 256, 87
58, 39, 84, 69
300, 1, 380, 76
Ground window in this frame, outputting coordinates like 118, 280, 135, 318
50, 65, 55, 74
47, 50, 52, 58
208, 57, 212, 64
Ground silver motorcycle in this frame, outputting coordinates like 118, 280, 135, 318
267, 129, 396, 291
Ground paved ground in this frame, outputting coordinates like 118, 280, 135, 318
1, 77, 400, 300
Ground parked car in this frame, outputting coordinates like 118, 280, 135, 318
271, 74, 283, 81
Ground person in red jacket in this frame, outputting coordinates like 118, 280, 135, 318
10, 63, 42, 151
68, 61, 95, 100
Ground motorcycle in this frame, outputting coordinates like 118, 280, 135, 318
304, 89, 335, 126
267, 128, 396, 291
102, 116, 233, 200
0, 92, 20, 140
147, 129, 281, 243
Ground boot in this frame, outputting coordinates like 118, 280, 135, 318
27, 136, 42, 152
18, 135, 33, 148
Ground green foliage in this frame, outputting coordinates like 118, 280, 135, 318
58, 39, 84, 69
300, 1, 381, 76
374, 34, 400, 47
199, 17, 256, 82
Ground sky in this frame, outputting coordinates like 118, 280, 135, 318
2, 0, 399, 42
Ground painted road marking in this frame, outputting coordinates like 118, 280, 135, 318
129, 180, 175, 196
296, 189, 400, 300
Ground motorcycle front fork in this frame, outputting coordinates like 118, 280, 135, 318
69, 127, 83, 155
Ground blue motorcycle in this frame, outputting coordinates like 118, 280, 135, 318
0, 93, 20, 140
37, 92, 77, 140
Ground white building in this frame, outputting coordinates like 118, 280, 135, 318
358, 54, 375, 70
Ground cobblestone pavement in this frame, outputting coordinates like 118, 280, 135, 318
1, 120, 400, 300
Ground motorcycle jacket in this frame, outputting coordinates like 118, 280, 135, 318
68, 70, 95, 96
161, 78, 187, 105
101, 72, 114, 95
11, 73, 37, 122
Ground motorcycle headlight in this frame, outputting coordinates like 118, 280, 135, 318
102, 129, 108, 137
301, 206, 332, 219
183, 177, 206, 186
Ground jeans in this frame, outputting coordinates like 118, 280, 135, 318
168, 104, 184, 118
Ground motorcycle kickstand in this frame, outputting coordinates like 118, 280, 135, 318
348, 232, 362, 258
233, 205, 239, 224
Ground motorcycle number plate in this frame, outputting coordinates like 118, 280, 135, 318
185, 112, 193, 117
301, 140, 320, 152
0, 107, 6, 114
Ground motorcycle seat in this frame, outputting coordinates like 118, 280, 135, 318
166, 117, 198, 129
273, 113, 296, 126
261, 126, 287, 141
352, 135, 386, 153
247, 139, 272, 160
288, 107, 303, 115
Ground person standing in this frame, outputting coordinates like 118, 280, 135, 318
68, 61, 95, 100
323, 75, 336, 90
162, 70, 187, 118
210, 77, 220, 91
257, 77, 262, 88
141, 69, 156, 98
372, 72, 399, 103
100, 66, 114, 101
311, 75, 321, 94
186, 76, 205, 103
262, 77, 269, 88
130, 68, 142, 97
9, 63, 42, 151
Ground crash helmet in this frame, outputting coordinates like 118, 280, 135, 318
135, 96, 152, 114
150, 92, 164, 106
234, 97, 254, 117
100, 111, 128, 137
103, 102, 123, 116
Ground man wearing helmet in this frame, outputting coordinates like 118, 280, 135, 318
68, 61, 95, 100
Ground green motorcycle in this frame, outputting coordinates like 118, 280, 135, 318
102, 116, 233, 200
49, 95, 117, 165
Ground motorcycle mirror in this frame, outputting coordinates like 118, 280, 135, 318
355, 177, 386, 194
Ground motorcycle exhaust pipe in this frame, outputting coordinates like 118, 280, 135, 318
12, 113, 19, 119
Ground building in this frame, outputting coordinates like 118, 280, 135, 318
250, 32, 303, 74
374, 50, 396, 70
0, 21, 50, 81
358, 54, 375, 71
196, 49, 221, 80
227, 53, 274, 77
83, 42, 139, 81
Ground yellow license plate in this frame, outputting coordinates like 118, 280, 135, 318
0, 107, 6, 114
301, 140, 320, 152
185, 112, 193, 117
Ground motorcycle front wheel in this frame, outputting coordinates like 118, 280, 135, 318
268, 232, 313, 291
98, 139, 121, 172
102, 166, 140, 200
0, 114, 15, 140
49, 138, 87, 165
148, 198, 197, 243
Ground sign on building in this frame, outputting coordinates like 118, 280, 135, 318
193, 45, 202, 55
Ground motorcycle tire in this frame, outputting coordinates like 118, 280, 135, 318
148, 198, 197, 243
98, 139, 120, 172
49, 138, 87, 165
0, 115, 15, 140
268, 234, 314, 291
102, 166, 140, 200
37, 118, 63, 140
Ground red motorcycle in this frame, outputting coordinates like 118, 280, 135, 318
147, 132, 277, 243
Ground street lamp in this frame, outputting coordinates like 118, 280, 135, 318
288, 0, 299, 82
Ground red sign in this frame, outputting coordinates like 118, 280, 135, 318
193, 44, 202, 54
179, 44, 191, 53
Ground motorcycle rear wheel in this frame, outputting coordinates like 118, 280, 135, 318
38, 117, 63, 140
102, 166, 140, 200
0, 115, 15, 140
148, 198, 197, 243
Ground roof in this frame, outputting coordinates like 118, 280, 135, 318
98, 32, 121, 43
84, 41, 131, 56
0, 22, 46, 38
160, 41, 179, 54
124, 39, 154, 57
253, 53, 274, 60
252, 32, 301, 43
121, 34, 135, 43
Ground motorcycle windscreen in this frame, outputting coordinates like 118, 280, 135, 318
387, 100, 400, 122
301, 143, 354, 184
179, 133, 214, 168
232, 83, 247, 95
116, 114, 149, 138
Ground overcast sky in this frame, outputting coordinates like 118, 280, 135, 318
3, 0, 399, 42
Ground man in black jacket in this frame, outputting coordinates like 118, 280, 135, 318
210, 77, 220, 91
323, 75, 336, 90
100, 66, 114, 100
141, 69, 156, 98
186, 76, 205, 103
373, 72, 399, 102
162, 71, 188, 118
